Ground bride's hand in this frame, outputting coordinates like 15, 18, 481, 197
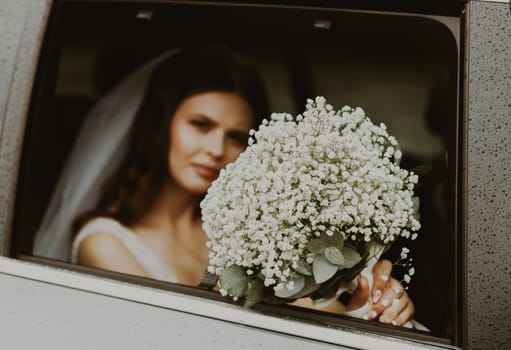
346, 259, 415, 326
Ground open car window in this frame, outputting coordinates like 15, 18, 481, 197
10, 1, 465, 348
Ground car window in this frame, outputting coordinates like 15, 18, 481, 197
9, 1, 463, 347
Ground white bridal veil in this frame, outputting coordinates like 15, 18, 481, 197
33, 52, 173, 260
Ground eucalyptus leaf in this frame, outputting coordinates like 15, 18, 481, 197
244, 278, 264, 307
412, 164, 432, 176
288, 276, 321, 299
219, 265, 248, 298
341, 245, 362, 268
312, 253, 338, 284
324, 246, 345, 266
412, 196, 421, 220
306, 238, 325, 253
274, 275, 305, 298
295, 259, 313, 276
322, 232, 344, 250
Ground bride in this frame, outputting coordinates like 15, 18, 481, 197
34, 44, 415, 326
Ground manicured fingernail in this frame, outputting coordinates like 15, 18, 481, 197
392, 320, 398, 326
380, 316, 390, 323
392, 298, 400, 306
373, 289, 382, 303
381, 274, 389, 282
393, 286, 400, 294
364, 310, 378, 320
381, 299, 390, 307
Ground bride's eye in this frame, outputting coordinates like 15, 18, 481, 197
191, 119, 212, 131
227, 131, 249, 146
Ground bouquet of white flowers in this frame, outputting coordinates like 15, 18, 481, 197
201, 97, 420, 310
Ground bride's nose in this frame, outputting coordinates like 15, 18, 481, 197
204, 131, 225, 159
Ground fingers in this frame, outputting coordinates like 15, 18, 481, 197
361, 259, 416, 326
369, 277, 404, 319
373, 277, 403, 314
346, 274, 370, 311
376, 280, 415, 326
371, 259, 393, 305
380, 294, 415, 326
393, 302, 415, 326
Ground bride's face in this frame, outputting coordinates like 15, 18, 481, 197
168, 91, 254, 194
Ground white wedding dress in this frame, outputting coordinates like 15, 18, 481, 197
71, 217, 179, 283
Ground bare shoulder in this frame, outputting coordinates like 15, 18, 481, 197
77, 231, 149, 277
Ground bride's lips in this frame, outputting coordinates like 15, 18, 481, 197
193, 164, 220, 179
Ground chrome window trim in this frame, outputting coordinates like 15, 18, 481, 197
0, 256, 456, 350
471, 0, 509, 3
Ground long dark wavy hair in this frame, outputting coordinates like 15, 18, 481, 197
73, 44, 268, 232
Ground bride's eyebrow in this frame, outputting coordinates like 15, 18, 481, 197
188, 112, 251, 134
189, 113, 217, 124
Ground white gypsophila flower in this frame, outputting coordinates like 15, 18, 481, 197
201, 97, 420, 294
400, 247, 410, 260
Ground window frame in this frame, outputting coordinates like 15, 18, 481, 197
2, 0, 468, 349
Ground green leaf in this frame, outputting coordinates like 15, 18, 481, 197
412, 164, 432, 176
219, 265, 248, 298
324, 246, 345, 266
312, 253, 338, 284
274, 275, 305, 298
289, 276, 321, 299
341, 245, 362, 268
244, 278, 264, 307
321, 232, 344, 250
295, 259, 313, 276
306, 238, 325, 253
412, 196, 421, 220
